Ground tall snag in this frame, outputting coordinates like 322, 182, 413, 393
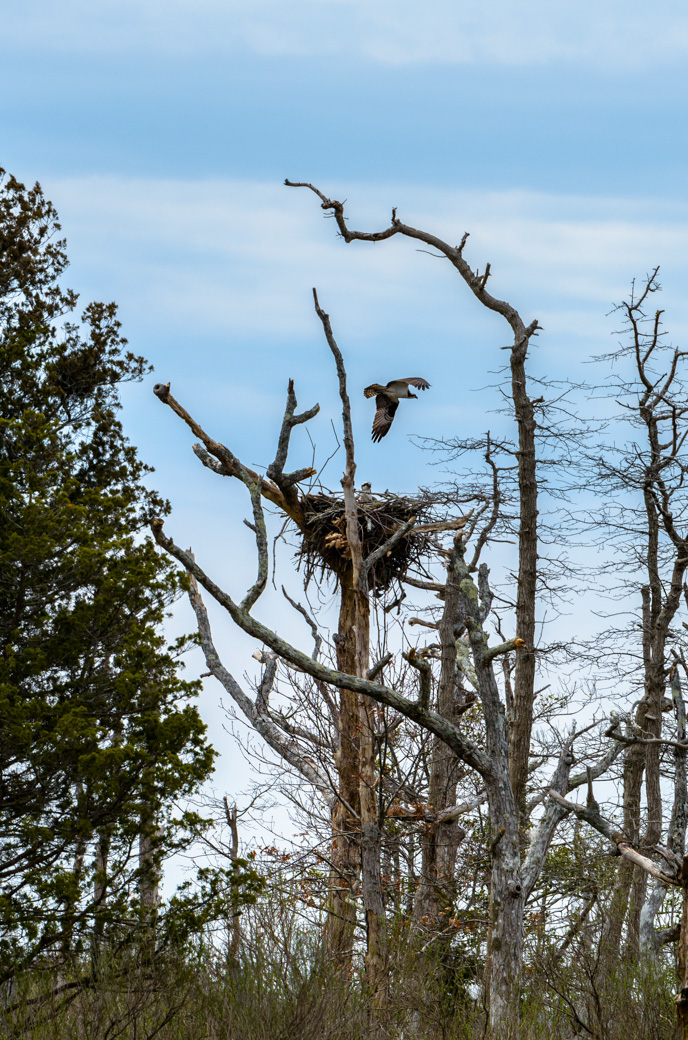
285, 179, 540, 817
151, 311, 439, 985
313, 290, 384, 985
152, 185, 624, 1037
583, 274, 688, 969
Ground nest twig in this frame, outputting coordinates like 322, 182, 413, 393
296, 491, 434, 594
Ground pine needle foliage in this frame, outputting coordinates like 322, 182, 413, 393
0, 169, 252, 989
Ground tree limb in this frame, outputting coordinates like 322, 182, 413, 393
151, 519, 493, 779
153, 381, 307, 526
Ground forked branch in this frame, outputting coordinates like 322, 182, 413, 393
184, 556, 331, 798
266, 379, 319, 505
287, 181, 540, 341
153, 380, 316, 528
151, 518, 493, 778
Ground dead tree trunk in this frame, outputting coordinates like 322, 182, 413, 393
327, 573, 362, 963
224, 798, 242, 962
454, 542, 524, 1037
507, 341, 538, 816
413, 553, 466, 930
678, 856, 688, 1039
592, 276, 688, 967
314, 291, 387, 998
640, 662, 688, 952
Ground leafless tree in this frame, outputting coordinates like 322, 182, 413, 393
149, 184, 627, 1037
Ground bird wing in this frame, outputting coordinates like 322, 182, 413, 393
372, 394, 399, 442
396, 377, 431, 391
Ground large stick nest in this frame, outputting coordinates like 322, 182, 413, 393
296, 491, 433, 594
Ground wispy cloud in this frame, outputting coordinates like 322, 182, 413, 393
46, 172, 688, 810
10, 0, 688, 69
50, 175, 688, 346
46, 172, 688, 491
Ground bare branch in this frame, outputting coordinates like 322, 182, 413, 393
364, 516, 416, 575
412, 516, 470, 535
183, 556, 332, 799
403, 648, 433, 711
239, 471, 269, 613
484, 637, 526, 664
469, 432, 502, 571
402, 575, 446, 595
528, 738, 624, 812
367, 653, 393, 681
522, 733, 577, 897
281, 586, 322, 660
605, 723, 688, 752
288, 182, 541, 340
153, 382, 306, 526
151, 519, 493, 778
434, 790, 488, 825
266, 378, 319, 503
549, 789, 628, 848
255, 658, 277, 715
312, 289, 355, 482
616, 843, 679, 887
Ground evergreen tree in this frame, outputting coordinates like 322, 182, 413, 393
0, 168, 257, 983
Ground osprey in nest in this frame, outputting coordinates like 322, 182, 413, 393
363, 377, 430, 442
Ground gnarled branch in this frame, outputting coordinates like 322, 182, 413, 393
151, 519, 493, 779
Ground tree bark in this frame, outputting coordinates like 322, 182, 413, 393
640, 664, 688, 953
414, 555, 466, 931
678, 856, 688, 1039
456, 544, 524, 1038
225, 799, 242, 962
314, 288, 387, 998
507, 343, 538, 817
326, 573, 362, 964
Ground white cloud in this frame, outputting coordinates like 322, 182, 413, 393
49, 175, 688, 349
48, 171, 688, 824
46, 173, 688, 500
9, 0, 688, 68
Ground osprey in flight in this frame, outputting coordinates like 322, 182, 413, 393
363, 377, 431, 442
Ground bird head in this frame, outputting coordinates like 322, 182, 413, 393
408, 392, 418, 399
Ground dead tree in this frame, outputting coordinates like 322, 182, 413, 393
285, 180, 541, 819
224, 798, 242, 962
151, 263, 617, 1037
312, 289, 385, 990
637, 658, 688, 955
410, 446, 501, 933
581, 273, 688, 966
552, 708, 688, 1040
150, 344, 458, 991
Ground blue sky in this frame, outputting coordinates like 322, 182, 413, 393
5, 0, 688, 817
